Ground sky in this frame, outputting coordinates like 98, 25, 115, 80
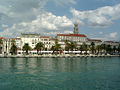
0, 0, 120, 41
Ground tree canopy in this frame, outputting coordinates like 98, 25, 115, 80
34, 42, 44, 54
22, 43, 31, 55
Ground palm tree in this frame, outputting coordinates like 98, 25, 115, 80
51, 39, 61, 54
95, 45, 101, 54
51, 45, 61, 54
10, 44, 17, 55
34, 42, 44, 54
55, 39, 58, 45
0, 39, 3, 54
54, 43, 61, 54
11, 39, 15, 45
113, 46, 116, 53
79, 45, 84, 54
22, 43, 31, 55
101, 44, 106, 54
0, 39, 3, 45
51, 46, 55, 54
10, 39, 17, 55
90, 42, 95, 54
117, 44, 120, 53
106, 45, 112, 54
69, 41, 77, 53
82, 42, 88, 55
65, 40, 70, 53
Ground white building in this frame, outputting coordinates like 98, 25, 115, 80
19, 33, 41, 49
40, 36, 55, 50
57, 34, 87, 42
56, 34, 88, 49
16, 34, 56, 54
0, 22, 120, 55
0, 37, 8, 55
103, 41, 119, 48
87, 39, 103, 46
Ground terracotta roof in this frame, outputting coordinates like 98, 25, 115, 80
50, 38, 56, 40
0, 37, 4, 39
104, 41, 114, 43
40, 36, 50, 38
4, 39, 8, 41
0, 37, 8, 41
88, 39, 102, 42
57, 34, 87, 37
11, 38, 15, 40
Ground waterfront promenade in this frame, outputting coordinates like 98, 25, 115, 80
0, 54, 119, 58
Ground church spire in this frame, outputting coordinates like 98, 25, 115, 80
74, 23, 79, 34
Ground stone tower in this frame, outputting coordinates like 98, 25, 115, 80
74, 23, 79, 34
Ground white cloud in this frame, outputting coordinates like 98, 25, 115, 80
102, 32, 118, 40
1, 24, 8, 28
70, 4, 120, 28
89, 34, 96, 37
90, 37, 107, 41
0, 0, 76, 37
109, 32, 118, 38
0, 5, 10, 15
89, 32, 118, 41
99, 32, 103, 34
64, 30, 73, 34
0, 12, 73, 37
53, 0, 76, 5
43, 32, 61, 36
0, 0, 76, 25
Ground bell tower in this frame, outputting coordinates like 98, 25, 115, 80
74, 23, 79, 34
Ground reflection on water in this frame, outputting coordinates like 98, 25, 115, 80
0, 57, 120, 74
0, 57, 119, 73
0, 57, 93, 74
0, 57, 120, 90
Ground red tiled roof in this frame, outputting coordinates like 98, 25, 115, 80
0, 37, 8, 41
4, 39, 8, 41
40, 36, 50, 38
11, 38, 15, 40
88, 39, 102, 42
50, 38, 56, 40
104, 41, 114, 43
57, 34, 87, 37
0, 37, 4, 39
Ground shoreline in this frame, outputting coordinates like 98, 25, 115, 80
0, 54, 120, 58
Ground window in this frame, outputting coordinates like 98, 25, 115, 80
32, 40, 34, 44
35, 39, 37, 44
44, 39, 48, 41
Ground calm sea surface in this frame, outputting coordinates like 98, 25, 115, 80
0, 57, 120, 90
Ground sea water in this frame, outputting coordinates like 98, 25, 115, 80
0, 57, 120, 90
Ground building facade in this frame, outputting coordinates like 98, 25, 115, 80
40, 36, 55, 50
19, 33, 41, 49
0, 24, 119, 55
